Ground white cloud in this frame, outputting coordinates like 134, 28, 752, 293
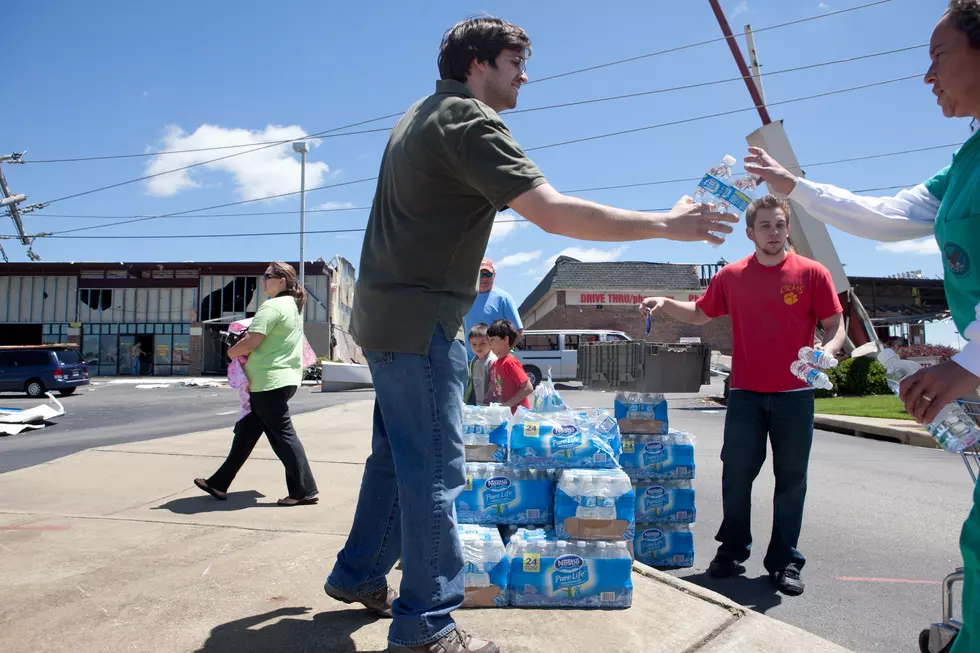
496, 250, 542, 268
489, 212, 528, 242
818, 2, 830, 9
876, 239, 940, 256
144, 124, 330, 201
528, 246, 627, 277
732, 1, 749, 17
316, 201, 356, 211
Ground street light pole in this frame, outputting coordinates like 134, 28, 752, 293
292, 141, 310, 313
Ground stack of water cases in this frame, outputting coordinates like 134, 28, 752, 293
455, 394, 635, 609
615, 392, 696, 570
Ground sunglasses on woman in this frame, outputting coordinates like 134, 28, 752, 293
263, 273, 281, 280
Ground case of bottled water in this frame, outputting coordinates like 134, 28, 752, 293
509, 408, 622, 470
462, 405, 511, 463
633, 524, 694, 569
614, 392, 669, 434
456, 525, 509, 608
506, 531, 633, 608
634, 479, 696, 524
554, 469, 635, 540
620, 430, 696, 480
455, 463, 555, 526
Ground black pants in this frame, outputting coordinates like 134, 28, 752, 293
207, 385, 318, 499
716, 389, 814, 572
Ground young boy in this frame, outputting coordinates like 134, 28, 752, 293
465, 323, 497, 406
487, 319, 533, 414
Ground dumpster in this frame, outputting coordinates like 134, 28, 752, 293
577, 342, 710, 393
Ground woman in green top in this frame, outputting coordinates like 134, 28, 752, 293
195, 262, 319, 507
748, 3, 980, 650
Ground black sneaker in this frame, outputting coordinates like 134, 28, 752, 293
707, 554, 744, 578
770, 564, 805, 596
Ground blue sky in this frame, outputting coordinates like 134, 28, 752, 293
4, 0, 969, 345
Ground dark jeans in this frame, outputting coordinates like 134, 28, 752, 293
716, 389, 814, 573
207, 385, 318, 499
327, 325, 467, 648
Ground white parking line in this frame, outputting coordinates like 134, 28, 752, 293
215, 410, 237, 416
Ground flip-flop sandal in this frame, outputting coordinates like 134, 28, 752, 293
194, 478, 228, 501
277, 496, 319, 506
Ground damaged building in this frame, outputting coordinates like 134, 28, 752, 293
0, 261, 334, 376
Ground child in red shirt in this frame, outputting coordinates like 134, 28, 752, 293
486, 319, 533, 414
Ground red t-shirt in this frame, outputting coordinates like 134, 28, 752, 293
695, 252, 843, 393
490, 354, 531, 414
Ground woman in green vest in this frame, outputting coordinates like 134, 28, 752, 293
746, 2, 980, 650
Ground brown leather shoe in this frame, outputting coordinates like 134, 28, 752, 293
388, 628, 499, 653
323, 580, 396, 618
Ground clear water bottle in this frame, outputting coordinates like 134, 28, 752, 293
799, 346, 838, 369
877, 349, 980, 452
790, 360, 833, 390
694, 155, 737, 247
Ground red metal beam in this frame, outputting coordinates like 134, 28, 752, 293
706, 0, 773, 125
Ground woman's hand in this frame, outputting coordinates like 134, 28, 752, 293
898, 360, 980, 424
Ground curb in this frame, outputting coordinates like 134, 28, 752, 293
814, 414, 937, 450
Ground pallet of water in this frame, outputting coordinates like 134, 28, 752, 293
506, 528, 633, 608
633, 524, 695, 569
614, 391, 669, 434
461, 405, 511, 463
509, 407, 622, 470
554, 469, 635, 541
457, 525, 509, 608
455, 463, 555, 526
634, 479, 695, 524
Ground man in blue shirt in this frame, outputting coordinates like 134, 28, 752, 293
464, 258, 523, 357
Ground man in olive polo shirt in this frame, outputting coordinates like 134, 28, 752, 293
325, 16, 737, 653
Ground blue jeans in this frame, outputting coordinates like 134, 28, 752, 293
327, 326, 468, 647
716, 389, 814, 573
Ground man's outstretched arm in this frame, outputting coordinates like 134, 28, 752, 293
509, 183, 738, 245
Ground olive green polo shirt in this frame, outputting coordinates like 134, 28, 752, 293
350, 79, 547, 355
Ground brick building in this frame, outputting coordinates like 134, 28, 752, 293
518, 256, 734, 354
0, 261, 333, 376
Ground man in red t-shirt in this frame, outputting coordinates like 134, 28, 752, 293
640, 195, 846, 597
486, 319, 533, 414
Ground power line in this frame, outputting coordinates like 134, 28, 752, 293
510, 44, 926, 116
2, 183, 921, 241
524, 0, 895, 85
14, 0, 895, 170
525, 73, 919, 152
28, 117, 398, 208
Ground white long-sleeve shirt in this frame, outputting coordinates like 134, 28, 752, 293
788, 178, 980, 378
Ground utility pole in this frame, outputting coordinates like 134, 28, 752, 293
0, 152, 29, 246
706, 0, 877, 353
292, 141, 310, 316
744, 25, 766, 105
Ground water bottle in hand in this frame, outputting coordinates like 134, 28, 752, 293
877, 349, 980, 452
790, 360, 833, 390
694, 155, 754, 246
799, 346, 838, 369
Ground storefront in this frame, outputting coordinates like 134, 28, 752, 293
0, 261, 334, 376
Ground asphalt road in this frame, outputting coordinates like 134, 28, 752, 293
0, 380, 972, 652
0, 381, 374, 474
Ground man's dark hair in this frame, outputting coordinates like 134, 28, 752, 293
468, 322, 489, 339
949, 0, 980, 49
487, 319, 519, 346
438, 17, 531, 83
745, 195, 792, 229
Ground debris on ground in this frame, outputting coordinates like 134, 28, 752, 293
0, 393, 66, 436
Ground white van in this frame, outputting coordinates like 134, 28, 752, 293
513, 329, 632, 386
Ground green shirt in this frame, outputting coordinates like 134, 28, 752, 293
924, 128, 980, 336
351, 79, 547, 355
244, 295, 303, 392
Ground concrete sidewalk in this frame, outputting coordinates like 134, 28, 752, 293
0, 401, 853, 653
814, 413, 937, 449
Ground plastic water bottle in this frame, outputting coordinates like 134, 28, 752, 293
694, 155, 755, 246
799, 346, 838, 369
790, 360, 833, 390
877, 349, 980, 452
